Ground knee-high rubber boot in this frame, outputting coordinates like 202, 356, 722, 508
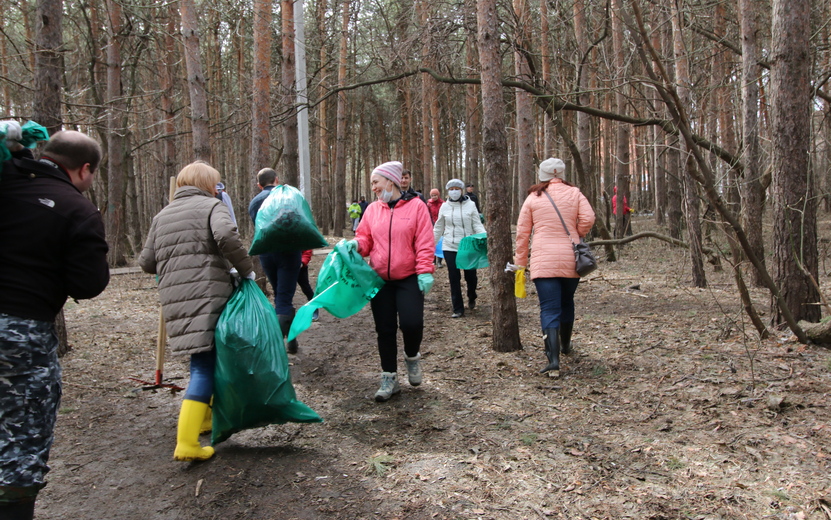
0, 499, 35, 520
560, 322, 574, 355
540, 328, 560, 376
174, 400, 215, 461
199, 397, 212, 435
278, 313, 298, 354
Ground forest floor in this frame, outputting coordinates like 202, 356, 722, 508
37, 217, 831, 520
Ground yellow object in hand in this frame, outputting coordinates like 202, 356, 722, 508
514, 267, 527, 298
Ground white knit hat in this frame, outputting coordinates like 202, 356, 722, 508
538, 158, 566, 182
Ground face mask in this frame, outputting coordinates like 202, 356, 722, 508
448, 189, 462, 201
378, 183, 397, 203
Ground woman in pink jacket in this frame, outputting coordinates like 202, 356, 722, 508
515, 158, 596, 377
347, 161, 435, 402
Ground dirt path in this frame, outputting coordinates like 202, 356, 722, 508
37, 237, 831, 519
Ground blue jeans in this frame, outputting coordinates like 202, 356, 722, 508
259, 251, 302, 315
533, 277, 580, 330
184, 350, 215, 403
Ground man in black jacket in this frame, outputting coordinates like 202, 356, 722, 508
0, 130, 109, 520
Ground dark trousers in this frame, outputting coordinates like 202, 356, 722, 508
443, 250, 478, 314
533, 277, 580, 330
259, 250, 302, 315
369, 275, 424, 373
297, 265, 315, 301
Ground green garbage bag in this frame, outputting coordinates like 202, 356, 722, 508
288, 239, 385, 341
19, 121, 50, 148
212, 279, 322, 445
456, 232, 489, 270
0, 120, 49, 174
249, 184, 329, 255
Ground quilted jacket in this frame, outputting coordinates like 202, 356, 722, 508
515, 179, 595, 279
433, 197, 486, 252
139, 186, 254, 356
355, 192, 435, 281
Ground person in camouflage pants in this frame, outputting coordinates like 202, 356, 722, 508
0, 130, 109, 519
0, 315, 61, 512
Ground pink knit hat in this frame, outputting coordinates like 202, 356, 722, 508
372, 161, 403, 188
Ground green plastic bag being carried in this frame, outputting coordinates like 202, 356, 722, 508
0, 120, 49, 173
288, 239, 385, 341
249, 184, 329, 255
455, 232, 489, 270
212, 279, 322, 445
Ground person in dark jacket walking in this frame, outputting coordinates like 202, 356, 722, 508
249, 168, 304, 354
0, 130, 110, 520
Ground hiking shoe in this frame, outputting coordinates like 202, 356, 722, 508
468, 298, 476, 310
312, 309, 320, 322
405, 353, 422, 386
374, 372, 400, 402
451, 312, 464, 318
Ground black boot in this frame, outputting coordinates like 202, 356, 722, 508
560, 322, 573, 355
277, 313, 298, 354
540, 328, 560, 376
1, 500, 36, 520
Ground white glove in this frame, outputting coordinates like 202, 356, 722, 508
229, 267, 239, 276
245, 271, 256, 280
505, 262, 522, 273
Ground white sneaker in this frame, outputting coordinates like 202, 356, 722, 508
374, 372, 400, 402
405, 353, 422, 386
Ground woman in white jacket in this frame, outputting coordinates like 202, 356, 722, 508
433, 179, 486, 318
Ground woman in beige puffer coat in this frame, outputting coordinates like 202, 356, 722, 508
515, 158, 595, 377
139, 161, 254, 462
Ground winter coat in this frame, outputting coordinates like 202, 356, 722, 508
301, 249, 313, 267
426, 197, 444, 224
348, 203, 362, 219
433, 197, 486, 252
355, 192, 435, 281
139, 186, 254, 356
515, 179, 595, 279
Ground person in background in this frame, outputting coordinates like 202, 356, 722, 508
297, 249, 319, 322
348, 199, 362, 234
248, 168, 303, 354
611, 186, 634, 236
465, 183, 481, 213
515, 158, 595, 377
433, 179, 486, 318
346, 161, 434, 402
140, 161, 254, 462
215, 182, 237, 225
0, 130, 110, 520
426, 188, 444, 268
358, 195, 369, 219
401, 169, 426, 203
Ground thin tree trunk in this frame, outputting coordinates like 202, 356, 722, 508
513, 0, 534, 197
464, 0, 481, 201
612, 0, 630, 240
282, 0, 299, 187
105, 0, 126, 267
33, 0, 62, 134
251, 0, 271, 193
477, 0, 521, 352
333, 0, 350, 237
180, 0, 211, 162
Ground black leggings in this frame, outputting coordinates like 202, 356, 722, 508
369, 274, 424, 373
297, 265, 314, 301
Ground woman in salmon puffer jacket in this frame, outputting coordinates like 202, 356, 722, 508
515, 158, 595, 377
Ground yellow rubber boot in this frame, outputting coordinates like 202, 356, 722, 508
174, 400, 215, 461
199, 398, 212, 435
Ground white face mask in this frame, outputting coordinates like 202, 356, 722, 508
448, 189, 462, 201
379, 183, 398, 203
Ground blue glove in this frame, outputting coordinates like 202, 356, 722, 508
342, 239, 359, 254
417, 273, 434, 295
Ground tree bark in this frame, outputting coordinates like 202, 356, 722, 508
251, 0, 272, 194
770, 0, 820, 325
281, 0, 299, 187
513, 0, 534, 198
180, 0, 211, 162
333, 0, 350, 237
105, 0, 127, 267
477, 0, 521, 352
33, 0, 62, 134
611, 0, 630, 240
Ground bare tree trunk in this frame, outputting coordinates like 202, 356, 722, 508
477, 0, 521, 352
33, 0, 62, 134
573, 0, 595, 208
513, 0, 534, 197
464, 0, 481, 200
105, 0, 126, 267
738, 0, 767, 287
251, 0, 271, 193
333, 0, 350, 237
770, 0, 820, 324
540, 0, 553, 156
612, 0, 629, 240
419, 0, 433, 191
180, 0, 211, 162
281, 0, 299, 187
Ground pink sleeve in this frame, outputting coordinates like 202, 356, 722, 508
515, 197, 533, 267
414, 202, 436, 275
576, 192, 596, 237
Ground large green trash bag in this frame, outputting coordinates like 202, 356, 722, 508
455, 232, 489, 269
212, 279, 322, 445
288, 239, 385, 341
0, 120, 49, 173
249, 184, 329, 255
